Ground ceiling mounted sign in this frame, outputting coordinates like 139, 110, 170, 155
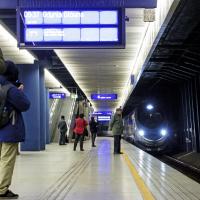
17, 9, 125, 49
91, 94, 118, 100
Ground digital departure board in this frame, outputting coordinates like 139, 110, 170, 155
17, 9, 125, 49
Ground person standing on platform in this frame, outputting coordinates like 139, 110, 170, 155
58, 115, 68, 145
109, 108, 124, 154
73, 114, 88, 151
89, 117, 98, 147
0, 49, 6, 74
0, 61, 30, 199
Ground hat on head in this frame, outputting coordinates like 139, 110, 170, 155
4, 60, 19, 82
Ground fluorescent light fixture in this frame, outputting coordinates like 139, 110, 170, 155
44, 69, 70, 96
120, 0, 178, 108
0, 22, 35, 64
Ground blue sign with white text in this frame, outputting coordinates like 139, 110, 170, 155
49, 93, 66, 99
93, 111, 113, 115
97, 115, 111, 122
91, 94, 117, 100
18, 9, 125, 49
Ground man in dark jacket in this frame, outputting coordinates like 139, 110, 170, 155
0, 61, 30, 199
58, 115, 68, 145
89, 117, 98, 147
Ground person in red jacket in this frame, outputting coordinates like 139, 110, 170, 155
73, 114, 88, 151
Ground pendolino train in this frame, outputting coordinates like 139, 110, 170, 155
123, 101, 173, 152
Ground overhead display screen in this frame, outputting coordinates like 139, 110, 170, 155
93, 111, 113, 115
49, 93, 66, 99
97, 115, 111, 122
91, 94, 117, 100
18, 9, 125, 49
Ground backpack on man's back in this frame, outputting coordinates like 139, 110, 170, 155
0, 83, 13, 128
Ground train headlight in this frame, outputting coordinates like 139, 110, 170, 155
160, 129, 167, 136
146, 104, 154, 110
138, 129, 145, 136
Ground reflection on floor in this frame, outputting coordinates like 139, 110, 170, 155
10, 138, 200, 200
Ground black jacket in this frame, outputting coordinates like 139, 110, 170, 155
89, 121, 98, 133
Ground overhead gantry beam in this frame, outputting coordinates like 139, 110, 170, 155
0, 0, 157, 9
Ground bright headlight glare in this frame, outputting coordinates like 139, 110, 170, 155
138, 129, 145, 136
161, 129, 167, 136
146, 104, 154, 110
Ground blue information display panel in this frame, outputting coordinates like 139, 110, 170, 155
97, 115, 111, 122
91, 94, 117, 100
49, 93, 66, 99
18, 9, 125, 49
93, 111, 113, 115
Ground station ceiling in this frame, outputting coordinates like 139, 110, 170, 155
123, 0, 200, 115
55, 9, 146, 110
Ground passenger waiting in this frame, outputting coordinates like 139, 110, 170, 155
89, 117, 98, 147
73, 114, 88, 151
0, 49, 6, 74
58, 115, 68, 145
109, 108, 124, 154
0, 60, 30, 199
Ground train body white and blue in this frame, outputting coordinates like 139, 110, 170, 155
123, 103, 172, 152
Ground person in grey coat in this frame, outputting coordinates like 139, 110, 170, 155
0, 49, 6, 74
109, 108, 123, 154
58, 116, 68, 145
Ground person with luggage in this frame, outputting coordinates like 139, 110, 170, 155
0, 60, 30, 199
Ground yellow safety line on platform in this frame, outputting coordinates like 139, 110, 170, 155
122, 151, 155, 200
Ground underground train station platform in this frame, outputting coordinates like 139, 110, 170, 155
11, 138, 200, 200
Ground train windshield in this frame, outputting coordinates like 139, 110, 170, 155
138, 111, 164, 129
